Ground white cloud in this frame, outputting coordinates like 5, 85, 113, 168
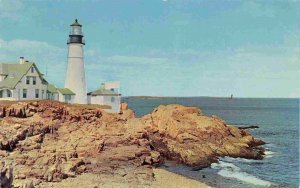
105, 55, 170, 65
0, 0, 23, 20
0, 38, 64, 55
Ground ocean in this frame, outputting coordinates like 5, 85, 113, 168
123, 97, 299, 188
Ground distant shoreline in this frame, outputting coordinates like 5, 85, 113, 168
122, 96, 299, 99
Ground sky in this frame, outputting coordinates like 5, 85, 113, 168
0, 0, 299, 97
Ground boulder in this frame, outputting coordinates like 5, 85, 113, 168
142, 104, 265, 169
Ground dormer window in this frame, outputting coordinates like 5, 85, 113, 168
31, 67, 34, 73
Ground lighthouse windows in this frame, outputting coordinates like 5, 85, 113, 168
71, 26, 82, 35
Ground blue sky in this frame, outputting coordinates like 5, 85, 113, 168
0, 0, 299, 97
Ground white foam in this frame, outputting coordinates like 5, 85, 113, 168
264, 150, 275, 158
211, 161, 273, 187
222, 156, 257, 163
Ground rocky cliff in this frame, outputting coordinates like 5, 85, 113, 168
0, 100, 265, 187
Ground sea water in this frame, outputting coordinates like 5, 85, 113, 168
123, 97, 299, 188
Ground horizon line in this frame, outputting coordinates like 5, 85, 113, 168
122, 96, 300, 99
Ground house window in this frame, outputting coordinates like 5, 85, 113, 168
32, 77, 36, 85
35, 89, 39, 98
23, 89, 27, 98
7, 90, 11, 97
64, 95, 71, 102
42, 90, 44, 99
111, 97, 115, 103
26, 77, 30, 84
31, 67, 34, 73
0, 90, 3, 98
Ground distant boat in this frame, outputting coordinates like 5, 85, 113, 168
230, 94, 233, 99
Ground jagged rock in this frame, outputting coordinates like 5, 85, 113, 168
142, 104, 265, 169
0, 162, 13, 188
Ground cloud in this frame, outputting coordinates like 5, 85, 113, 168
104, 55, 170, 65
0, 0, 23, 20
0, 38, 64, 55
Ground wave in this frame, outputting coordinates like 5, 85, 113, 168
211, 161, 273, 187
264, 150, 275, 158
221, 156, 257, 163
263, 148, 276, 158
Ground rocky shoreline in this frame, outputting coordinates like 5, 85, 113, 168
0, 100, 265, 187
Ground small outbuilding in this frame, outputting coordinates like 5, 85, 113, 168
57, 88, 75, 103
47, 84, 59, 100
88, 85, 121, 113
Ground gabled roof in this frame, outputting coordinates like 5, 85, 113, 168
0, 62, 48, 89
88, 88, 120, 96
57, 88, 75, 95
47, 84, 58, 94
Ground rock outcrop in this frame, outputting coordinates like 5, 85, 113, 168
142, 105, 265, 169
0, 100, 265, 187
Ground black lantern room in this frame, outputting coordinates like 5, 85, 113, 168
67, 19, 85, 45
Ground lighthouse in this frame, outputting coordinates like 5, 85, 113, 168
65, 19, 87, 104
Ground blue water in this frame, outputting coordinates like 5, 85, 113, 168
123, 97, 299, 187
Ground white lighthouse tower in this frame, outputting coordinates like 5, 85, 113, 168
65, 19, 87, 104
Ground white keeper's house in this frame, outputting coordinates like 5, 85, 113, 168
0, 57, 75, 103
0, 19, 121, 113
0, 58, 48, 101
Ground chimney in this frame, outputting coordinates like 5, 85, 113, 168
19, 57, 25, 64
101, 83, 105, 89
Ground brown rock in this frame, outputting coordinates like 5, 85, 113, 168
143, 104, 265, 169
